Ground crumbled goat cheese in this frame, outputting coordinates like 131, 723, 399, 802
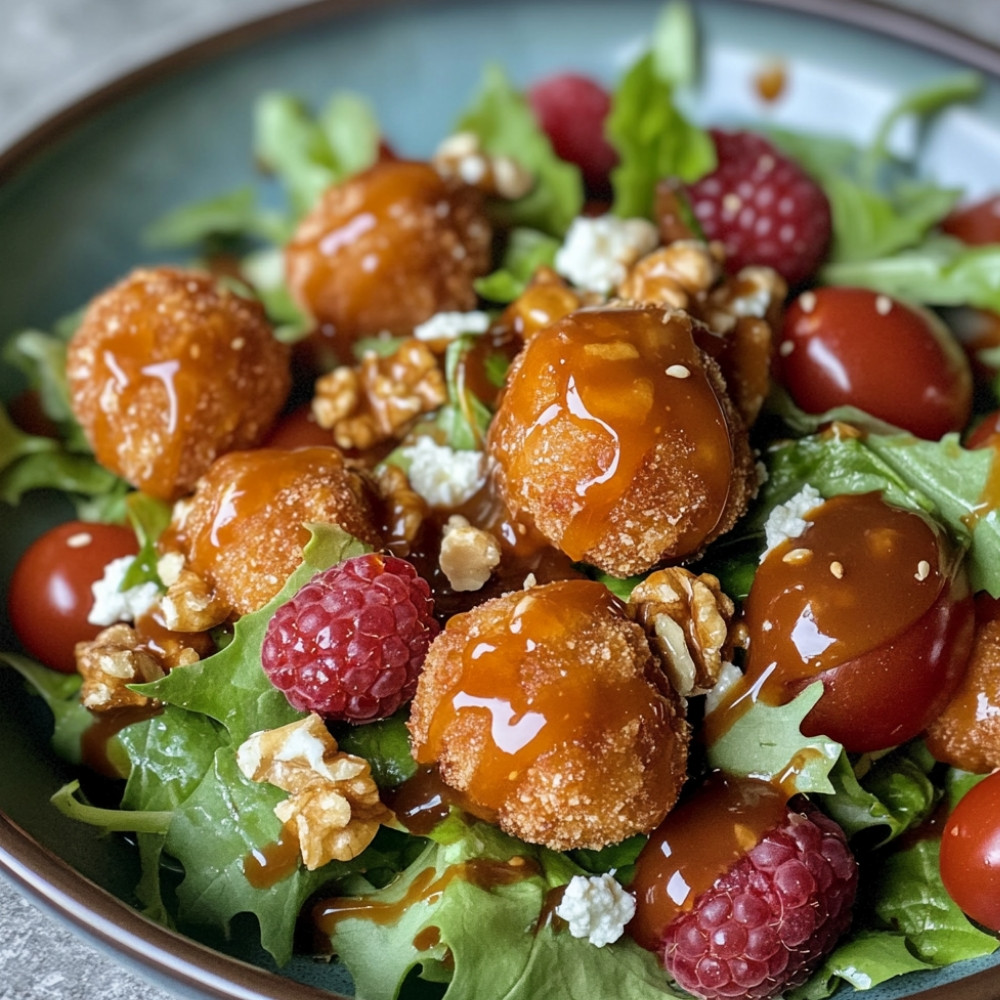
554, 215, 659, 295
88, 556, 161, 626
760, 484, 823, 561
555, 874, 636, 948
398, 437, 486, 508
413, 310, 491, 343
704, 660, 744, 717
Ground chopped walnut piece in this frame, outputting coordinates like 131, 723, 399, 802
159, 567, 231, 632
618, 241, 723, 310
311, 339, 447, 451
439, 514, 501, 592
237, 714, 392, 869
628, 568, 735, 698
76, 623, 166, 711
433, 131, 535, 200
375, 462, 429, 554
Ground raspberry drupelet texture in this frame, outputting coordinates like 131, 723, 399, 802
261, 554, 439, 723
685, 129, 832, 287
661, 804, 857, 1000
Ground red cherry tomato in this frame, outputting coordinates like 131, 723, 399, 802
528, 73, 617, 197
941, 194, 1000, 246
965, 409, 1000, 450
777, 287, 973, 440
940, 771, 1000, 931
734, 493, 974, 753
7, 520, 139, 673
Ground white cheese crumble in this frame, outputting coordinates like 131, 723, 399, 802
88, 556, 161, 627
554, 874, 636, 948
413, 310, 491, 343
554, 215, 659, 295
760, 484, 823, 562
704, 660, 744, 717
397, 437, 486, 509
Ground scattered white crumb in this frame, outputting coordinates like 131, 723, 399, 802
88, 556, 160, 626
397, 437, 486, 509
413, 310, 491, 342
555, 874, 636, 948
554, 215, 659, 295
760, 484, 823, 562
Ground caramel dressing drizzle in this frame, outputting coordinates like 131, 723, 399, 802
243, 821, 302, 890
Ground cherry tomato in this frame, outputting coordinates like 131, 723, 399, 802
940, 771, 1000, 931
941, 194, 1000, 246
733, 492, 974, 753
965, 409, 1000, 450
7, 520, 139, 674
528, 73, 617, 197
777, 287, 973, 440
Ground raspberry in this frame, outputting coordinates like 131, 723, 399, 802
528, 73, 618, 197
685, 129, 831, 287
660, 803, 857, 1000
261, 554, 439, 723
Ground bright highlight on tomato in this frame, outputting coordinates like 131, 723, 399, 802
940, 770, 1000, 932
777, 286, 973, 441
7, 520, 138, 674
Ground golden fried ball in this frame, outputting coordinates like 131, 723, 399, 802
926, 617, 1000, 773
407, 579, 689, 851
159, 446, 382, 617
285, 160, 492, 356
66, 267, 290, 501
487, 304, 756, 578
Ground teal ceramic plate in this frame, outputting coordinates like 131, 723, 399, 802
2, 1, 1000, 998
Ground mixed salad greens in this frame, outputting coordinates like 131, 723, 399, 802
4, 3, 1000, 999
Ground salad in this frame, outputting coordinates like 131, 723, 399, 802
4, 3, 1000, 999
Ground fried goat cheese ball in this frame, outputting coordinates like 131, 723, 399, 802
407, 579, 690, 851
487, 304, 756, 578
66, 267, 291, 501
285, 159, 492, 356
158, 446, 382, 619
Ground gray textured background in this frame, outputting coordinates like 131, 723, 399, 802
0, 0, 996, 998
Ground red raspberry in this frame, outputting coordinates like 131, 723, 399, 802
660, 803, 857, 1000
685, 129, 831, 287
528, 73, 618, 197
261, 554, 439, 723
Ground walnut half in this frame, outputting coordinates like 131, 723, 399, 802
76, 623, 166, 711
628, 568, 735, 698
237, 714, 392, 870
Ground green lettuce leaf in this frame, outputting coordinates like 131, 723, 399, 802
474, 227, 560, 303
335, 712, 418, 791
704, 682, 842, 795
134, 523, 372, 743
143, 186, 288, 248
456, 64, 584, 237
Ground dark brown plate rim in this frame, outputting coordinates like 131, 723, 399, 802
2, 1, 1000, 998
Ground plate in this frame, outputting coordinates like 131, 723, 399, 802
2, 1, 1000, 998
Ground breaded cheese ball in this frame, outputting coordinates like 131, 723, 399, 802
407, 579, 689, 851
159, 446, 382, 617
487, 304, 756, 578
285, 160, 492, 354
67, 267, 290, 501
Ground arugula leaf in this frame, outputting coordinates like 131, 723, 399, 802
435, 335, 494, 451
51, 780, 172, 834
134, 524, 372, 742
121, 492, 171, 590
143, 186, 288, 248
705, 682, 842, 795
335, 712, 418, 791
606, 52, 715, 219
455, 64, 583, 237
651, 0, 699, 88
474, 227, 560, 303
819, 742, 938, 845
254, 90, 380, 218
871, 837, 998, 965
0, 652, 92, 765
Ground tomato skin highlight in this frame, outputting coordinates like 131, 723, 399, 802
7, 520, 138, 674
941, 194, 1000, 246
941, 770, 1000, 932
777, 287, 973, 440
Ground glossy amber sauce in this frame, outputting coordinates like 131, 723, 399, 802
498, 307, 733, 561
413, 579, 668, 813
81, 704, 162, 779
313, 856, 539, 936
754, 61, 788, 103
134, 606, 215, 667
706, 492, 945, 740
243, 821, 301, 889
628, 772, 789, 952
385, 765, 498, 834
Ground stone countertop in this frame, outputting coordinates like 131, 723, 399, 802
0, 0, 997, 998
